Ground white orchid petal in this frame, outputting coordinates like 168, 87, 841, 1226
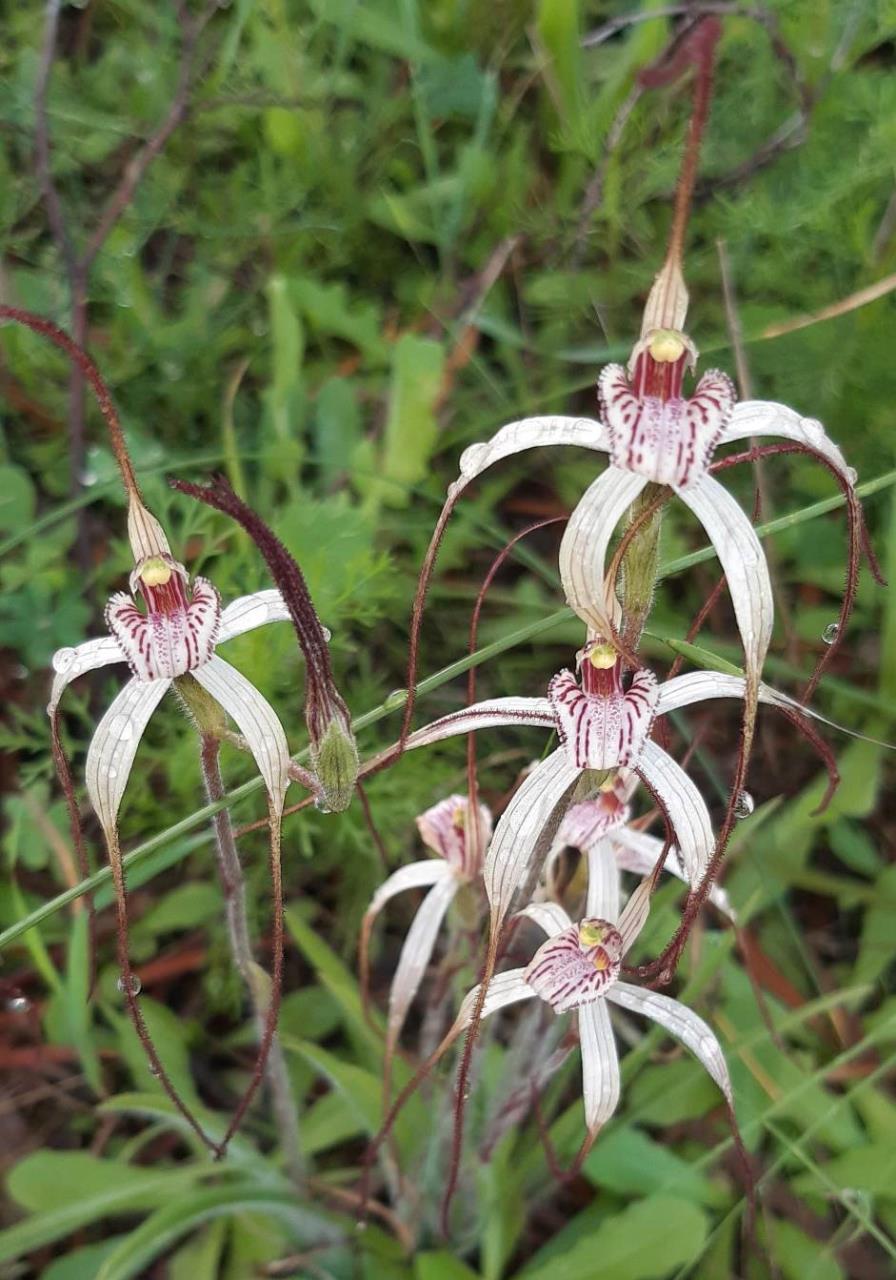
559, 467, 648, 636
387, 873, 459, 1052
611, 828, 735, 921
636, 740, 715, 885
217, 589, 318, 644
615, 876, 653, 951
586, 839, 621, 921
48, 637, 124, 715
484, 749, 581, 926
579, 998, 621, 1136
657, 671, 799, 722
455, 969, 535, 1027
454, 416, 609, 496
366, 859, 453, 921
402, 698, 554, 754
518, 901, 574, 939
86, 676, 170, 836
676, 476, 773, 680
607, 981, 733, 1104
192, 655, 289, 806
724, 401, 854, 486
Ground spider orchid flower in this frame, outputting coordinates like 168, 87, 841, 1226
48, 496, 293, 838
361, 795, 492, 1070
396, 644, 818, 939
447, 310, 857, 687
545, 773, 735, 921
453, 857, 732, 1147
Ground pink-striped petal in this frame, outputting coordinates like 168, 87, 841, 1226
676, 476, 773, 682
453, 415, 609, 498
48, 637, 125, 715
525, 919, 624, 1014
579, 998, 621, 1135
607, 981, 733, 1104
548, 667, 658, 770
601, 364, 735, 489
723, 400, 854, 486
85, 676, 170, 836
636, 740, 715, 885
386, 873, 459, 1053
416, 795, 492, 879
559, 465, 648, 638
484, 749, 581, 927
192, 655, 289, 806
106, 577, 221, 682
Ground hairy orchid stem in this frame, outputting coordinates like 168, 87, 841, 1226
0, 305, 140, 499
199, 735, 303, 1184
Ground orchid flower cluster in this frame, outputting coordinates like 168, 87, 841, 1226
2, 14, 884, 1238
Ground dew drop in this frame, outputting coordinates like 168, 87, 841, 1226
105, 765, 119, 780
384, 688, 407, 710
822, 622, 840, 646
355, 1219, 368, 1233
149, 1063, 162, 1078
847, 466, 858, 486
734, 790, 755, 820
108, 713, 135, 742
6, 994, 32, 1014
314, 796, 332, 814
117, 974, 142, 996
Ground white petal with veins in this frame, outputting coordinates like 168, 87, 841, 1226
559, 466, 648, 637
365, 859, 454, 920
48, 637, 125, 715
518, 901, 573, 940
611, 827, 735, 920
579, 998, 621, 1135
454, 416, 609, 497
636, 739, 715, 885
676, 475, 773, 681
219, 589, 294, 643
86, 676, 170, 836
402, 698, 555, 754
387, 872, 460, 1052
724, 400, 854, 485
586, 840, 621, 922
484, 749, 581, 926
615, 876, 652, 951
192, 655, 290, 806
455, 969, 535, 1027
607, 981, 733, 1103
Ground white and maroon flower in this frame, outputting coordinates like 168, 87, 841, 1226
361, 795, 492, 1067
450, 326, 856, 684
48, 498, 293, 836
449, 847, 732, 1143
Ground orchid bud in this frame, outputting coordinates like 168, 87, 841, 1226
170, 473, 359, 811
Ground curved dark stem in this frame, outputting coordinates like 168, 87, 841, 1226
711, 440, 882, 699
466, 517, 567, 855
0, 306, 139, 498
106, 824, 221, 1153
49, 707, 97, 995
356, 781, 388, 873
533, 1089, 596, 1184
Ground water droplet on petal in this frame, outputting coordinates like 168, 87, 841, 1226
117, 974, 142, 996
52, 647, 77, 674
6, 994, 32, 1014
108, 713, 135, 742
734, 790, 754, 820
105, 765, 118, 780
846, 466, 858, 486
822, 622, 840, 646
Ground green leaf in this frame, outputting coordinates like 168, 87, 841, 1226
284, 904, 382, 1057
763, 1218, 843, 1280
585, 1127, 720, 1205
658, 637, 744, 677
792, 1141, 896, 1200
375, 333, 445, 507
853, 863, 896, 986
517, 1195, 708, 1279
0, 463, 35, 532
43, 1239, 123, 1280
416, 1253, 481, 1280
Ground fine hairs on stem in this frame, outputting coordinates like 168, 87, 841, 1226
199, 735, 303, 1184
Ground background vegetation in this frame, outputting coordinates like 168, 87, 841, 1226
1, 1, 895, 1276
